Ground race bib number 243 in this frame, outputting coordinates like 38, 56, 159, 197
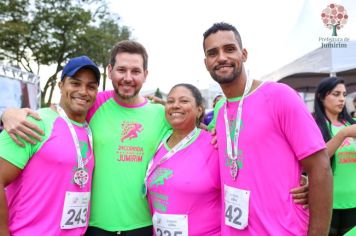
60, 191, 90, 229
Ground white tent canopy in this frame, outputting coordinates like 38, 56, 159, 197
262, 40, 356, 93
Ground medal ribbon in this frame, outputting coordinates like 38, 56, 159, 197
143, 127, 198, 195
56, 105, 93, 186
223, 78, 253, 180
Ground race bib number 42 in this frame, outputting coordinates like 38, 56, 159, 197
60, 191, 90, 229
224, 185, 250, 230
152, 212, 188, 236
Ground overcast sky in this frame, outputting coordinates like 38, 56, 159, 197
44, 0, 356, 103
105, 0, 356, 93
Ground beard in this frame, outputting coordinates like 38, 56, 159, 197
113, 86, 140, 101
210, 63, 242, 85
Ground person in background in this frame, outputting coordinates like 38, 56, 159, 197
203, 22, 332, 235
203, 94, 223, 126
313, 77, 356, 236
0, 56, 100, 235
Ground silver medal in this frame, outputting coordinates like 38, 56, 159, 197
73, 168, 89, 186
230, 160, 238, 181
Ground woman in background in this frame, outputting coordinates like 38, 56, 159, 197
314, 77, 356, 236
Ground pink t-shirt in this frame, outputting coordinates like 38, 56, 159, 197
215, 82, 326, 235
0, 108, 94, 236
147, 129, 221, 236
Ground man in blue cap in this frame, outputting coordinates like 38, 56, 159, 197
0, 55, 100, 235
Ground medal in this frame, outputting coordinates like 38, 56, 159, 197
230, 160, 238, 181
73, 168, 89, 186
56, 105, 93, 188
224, 78, 253, 181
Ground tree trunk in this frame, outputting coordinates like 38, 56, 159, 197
41, 56, 64, 107
41, 70, 60, 107
102, 65, 107, 91
332, 25, 338, 36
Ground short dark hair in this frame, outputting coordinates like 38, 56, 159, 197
169, 83, 205, 125
109, 40, 148, 70
203, 22, 243, 49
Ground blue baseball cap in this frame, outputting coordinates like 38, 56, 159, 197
61, 56, 100, 84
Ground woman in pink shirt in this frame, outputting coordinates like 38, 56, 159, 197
146, 83, 221, 236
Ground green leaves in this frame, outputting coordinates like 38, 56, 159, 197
0, 0, 131, 106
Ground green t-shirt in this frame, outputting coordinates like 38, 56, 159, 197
87, 92, 171, 231
207, 97, 226, 131
331, 122, 356, 209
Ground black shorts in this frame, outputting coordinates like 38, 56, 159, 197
85, 225, 153, 236
329, 207, 356, 236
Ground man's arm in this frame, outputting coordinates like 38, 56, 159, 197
300, 149, 333, 236
0, 158, 22, 236
1, 108, 43, 146
145, 95, 166, 105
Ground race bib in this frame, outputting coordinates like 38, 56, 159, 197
60, 191, 90, 229
152, 212, 188, 236
224, 185, 250, 230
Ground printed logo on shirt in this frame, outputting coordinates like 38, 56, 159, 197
150, 191, 169, 212
340, 137, 352, 148
225, 148, 244, 170
227, 119, 244, 140
79, 141, 89, 159
116, 145, 144, 162
121, 121, 144, 142
226, 117, 244, 169
149, 168, 173, 187
79, 140, 92, 165
337, 137, 356, 164
149, 168, 173, 213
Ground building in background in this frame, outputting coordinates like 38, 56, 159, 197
200, 83, 223, 110
262, 41, 356, 112
0, 63, 40, 131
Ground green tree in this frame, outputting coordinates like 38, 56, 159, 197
0, 0, 131, 107
78, 19, 131, 91
154, 88, 163, 99
0, 0, 32, 70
